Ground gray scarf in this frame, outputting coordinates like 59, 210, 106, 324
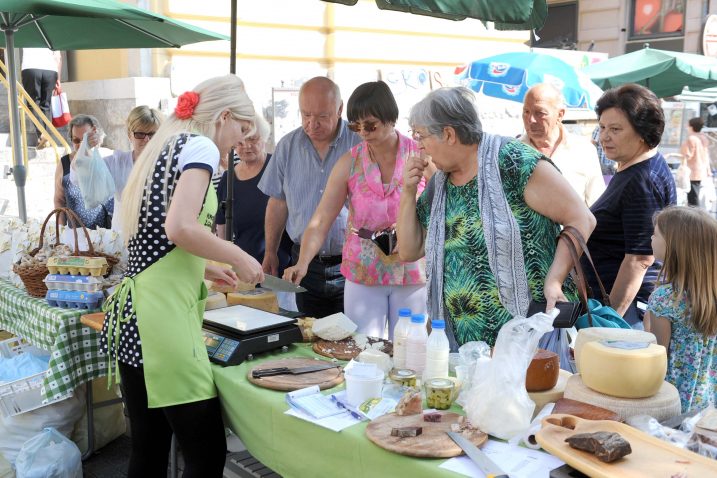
425, 133, 530, 350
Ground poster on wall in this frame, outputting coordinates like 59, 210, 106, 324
660, 101, 699, 152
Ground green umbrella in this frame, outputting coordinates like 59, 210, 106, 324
584, 46, 717, 99
0, 0, 228, 222
321, 0, 548, 30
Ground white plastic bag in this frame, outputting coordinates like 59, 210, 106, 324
675, 164, 691, 191
71, 132, 115, 210
699, 177, 716, 211
462, 310, 557, 440
15, 428, 82, 478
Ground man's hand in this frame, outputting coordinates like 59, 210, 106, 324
262, 253, 279, 276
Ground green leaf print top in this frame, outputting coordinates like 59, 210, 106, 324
417, 140, 577, 347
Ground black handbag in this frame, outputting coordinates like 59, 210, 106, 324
356, 227, 397, 256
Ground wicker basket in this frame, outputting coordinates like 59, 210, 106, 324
13, 208, 119, 297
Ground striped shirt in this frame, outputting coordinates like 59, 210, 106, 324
258, 121, 361, 255
583, 152, 676, 304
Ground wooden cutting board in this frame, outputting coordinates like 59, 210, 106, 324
365, 412, 487, 458
81, 312, 106, 332
247, 358, 344, 391
553, 398, 621, 422
536, 414, 717, 478
313, 336, 393, 360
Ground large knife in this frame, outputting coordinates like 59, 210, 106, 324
252, 362, 339, 378
447, 432, 508, 478
261, 274, 307, 293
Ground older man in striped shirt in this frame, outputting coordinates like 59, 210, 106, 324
259, 77, 361, 317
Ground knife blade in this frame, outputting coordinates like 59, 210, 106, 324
447, 432, 508, 478
252, 362, 339, 378
261, 274, 307, 293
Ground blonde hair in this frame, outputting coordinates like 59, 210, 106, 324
655, 206, 717, 336
250, 115, 270, 142
126, 105, 163, 135
120, 74, 256, 241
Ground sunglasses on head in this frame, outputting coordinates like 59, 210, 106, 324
347, 121, 379, 133
133, 131, 155, 140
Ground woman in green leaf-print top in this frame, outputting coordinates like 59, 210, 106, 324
397, 87, 595, 347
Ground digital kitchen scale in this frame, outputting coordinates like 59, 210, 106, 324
202, 304, 303, 366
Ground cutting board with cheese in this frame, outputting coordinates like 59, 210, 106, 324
313, 336, 393, 361
247, 358, 344, 391
365, 412, 487, 458
536, 414, 717, 478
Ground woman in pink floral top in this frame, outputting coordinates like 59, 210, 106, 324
284, 81, 433, 338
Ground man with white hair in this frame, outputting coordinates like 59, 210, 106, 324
521, 83, 605, 206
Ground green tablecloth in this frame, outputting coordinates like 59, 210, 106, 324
0, 279, 107, 402
212, 344, 462, 478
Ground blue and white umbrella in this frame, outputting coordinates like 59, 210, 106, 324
456, 52, 603, 109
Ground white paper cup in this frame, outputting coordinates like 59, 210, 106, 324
345, 369, 385, 407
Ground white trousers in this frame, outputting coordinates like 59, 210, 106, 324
343, 280, 427, 340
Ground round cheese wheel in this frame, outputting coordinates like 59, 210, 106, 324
574, 328, 656, 372
564, 374, 680, 422
528, 369, 572, 418
227, 288, 279, 313
580, 340, 666, 398
526, 349, 560, 392
205, 293, 227, 311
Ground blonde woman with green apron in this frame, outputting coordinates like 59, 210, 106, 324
101, 75, 264, 478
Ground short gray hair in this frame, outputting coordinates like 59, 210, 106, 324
68, 114, 105, 144
409, 87, 483, 145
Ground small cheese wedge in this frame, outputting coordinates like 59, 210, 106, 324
311, 313, 357, 341
227, 288, 279, 313
580, 340, 667, 398
357, 348, 393, 374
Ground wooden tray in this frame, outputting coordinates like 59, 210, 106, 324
553, 398, 621, 422
365, 412, 487, 458
313, 336, 393, 361
81, 312, 106, 332
536, 414, 717, 478
247, 358, 344, 391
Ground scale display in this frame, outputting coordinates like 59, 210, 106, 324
202, 305, 303, 366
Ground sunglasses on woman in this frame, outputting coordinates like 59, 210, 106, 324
133, 131, 155, 140
347, 121, 379, 133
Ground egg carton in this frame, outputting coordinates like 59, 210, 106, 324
46, 256, 109, 276
43, 274, 104, 292
45, 290, 104, 310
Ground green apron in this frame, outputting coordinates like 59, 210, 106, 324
105, 185, 218, 408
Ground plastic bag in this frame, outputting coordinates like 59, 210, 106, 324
699, 177, 716, 211
14, 427, 82, 478
71, 132, 115, 210
675, 164, 691, 191
462, 309, 557, 440
538, 327, 577, 373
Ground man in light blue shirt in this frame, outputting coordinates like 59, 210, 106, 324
259, 77, 360, 317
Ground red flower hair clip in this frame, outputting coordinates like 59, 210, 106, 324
175, 91, 200, 120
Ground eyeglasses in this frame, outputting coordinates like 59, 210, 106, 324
410, 129, 434, 142
347, 121, 379, 133
132, 131, 155, 140
240, 137, 261, 146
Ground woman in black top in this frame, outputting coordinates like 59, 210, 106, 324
216, 115, 293, 275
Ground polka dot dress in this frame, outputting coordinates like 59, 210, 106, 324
101, 134, 193, 367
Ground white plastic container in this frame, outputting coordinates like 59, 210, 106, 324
392, 308, 411, 369
345, 368, 385, 407
423, 319, 450, 382
0, 337, 57, 418
405, 314, 428, 376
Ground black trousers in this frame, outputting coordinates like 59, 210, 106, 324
291, 244, 344, 317
119, 362, 226, 478
21, 68, 57, 136
687, 180, 702, 206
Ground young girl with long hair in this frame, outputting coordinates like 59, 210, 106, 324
646, 206, 717, 413
102, 74, 264, 477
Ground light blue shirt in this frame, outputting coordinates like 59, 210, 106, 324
258, 120, 361, 255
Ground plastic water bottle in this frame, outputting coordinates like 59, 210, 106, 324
423, 319, 450, 381
405, 314, 428, 376
392, 308, 412, 369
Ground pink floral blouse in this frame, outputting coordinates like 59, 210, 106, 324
341, 132, 426, 286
